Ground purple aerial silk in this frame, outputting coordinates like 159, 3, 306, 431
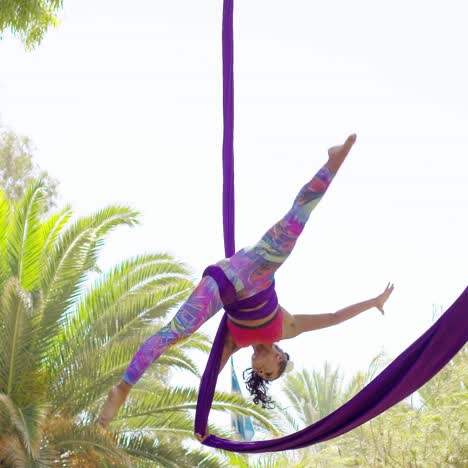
194, 0, 235, 436
222, 0, 235, 259
194, 0, 468, 453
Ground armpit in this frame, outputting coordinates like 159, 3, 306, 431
279, 306, 299, 339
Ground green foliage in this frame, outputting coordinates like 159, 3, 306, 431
0, 0, 64, 49
281, 362, 345, 427
0, 129, 59, 210
0, 181, 276, 466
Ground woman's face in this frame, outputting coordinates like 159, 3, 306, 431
251, 344, 286, 381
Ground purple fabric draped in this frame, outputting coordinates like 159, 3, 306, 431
194, 0, 468, 453
197, 287, 468, 453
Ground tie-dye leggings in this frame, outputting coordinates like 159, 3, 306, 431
123, 164, 335, 385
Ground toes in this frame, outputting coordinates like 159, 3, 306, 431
346, 133, 357, 145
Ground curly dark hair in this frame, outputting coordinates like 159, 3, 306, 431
243, 352, 290, 409
243, 368, 274, 408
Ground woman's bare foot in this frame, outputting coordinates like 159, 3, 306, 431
326, 133, 357, 173
99, 381, 132, 428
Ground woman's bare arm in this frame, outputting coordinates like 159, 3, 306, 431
283, 283, 394, 339
218, 331, 240, 374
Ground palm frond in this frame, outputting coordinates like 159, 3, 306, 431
48, 255, 194, 395
79, 292, 186, 347
118, 433, 225, 468
117, 433, 179, 467
6, 180, 47, 291
0, 434, 28, 467
39, 206, 140, 350
49, 339, 149, 414
178, 330, 212, 354
116, 411, 197, 439
175, 447, 228, 468
311, 362, 343, 418
44, 417, 127, 465
156, 347, 200, 376
0, 393, 22, 434
118, 386, 200, 419
0, 394, 50, 462
40, 205, 73, 259
273, 404, 301, 433
342, 351, 388, 402
0, 277, 44, 403
282, 363, 344, 426
64, 254, 193, 345
115, 385, 278, 435
0, 190, 12, 288
14, 401, 50, 459
282, 371, 317, 425
209, 391, 280, 435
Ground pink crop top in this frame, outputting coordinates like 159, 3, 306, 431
226, 307, 284, 348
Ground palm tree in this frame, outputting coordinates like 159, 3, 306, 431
280, 362, 344, 429
0, 181, 277, 466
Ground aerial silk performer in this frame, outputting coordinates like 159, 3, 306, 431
99, 0, 468, 454
99, 132, 388, 424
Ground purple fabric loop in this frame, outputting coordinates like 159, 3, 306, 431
196, 286, 468, 452
194, 0, 468, 452
203, 265, 279, 321
226, 292, 278, 321
202, 265, 237, 305
228, 281, 276, 309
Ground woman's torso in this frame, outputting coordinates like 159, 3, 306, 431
215, 246, 294, 342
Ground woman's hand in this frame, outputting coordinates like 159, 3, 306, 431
374, 283, 395, 315
195, 431, 210, 443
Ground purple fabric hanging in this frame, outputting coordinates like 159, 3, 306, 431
194, 0, 235, 435
222, 0, 235, 259
194, 0, 468, 453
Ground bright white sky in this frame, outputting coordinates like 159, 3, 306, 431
1, 0, 467, 405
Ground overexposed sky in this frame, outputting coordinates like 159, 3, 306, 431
0, 0, 467, 399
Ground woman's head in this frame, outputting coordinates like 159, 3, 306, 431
243, 343, 292, 408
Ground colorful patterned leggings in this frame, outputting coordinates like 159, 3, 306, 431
123, 165, 335, 385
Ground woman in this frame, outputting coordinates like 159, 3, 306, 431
99, 134, 394, 428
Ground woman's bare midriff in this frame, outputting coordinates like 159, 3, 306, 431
228, 303, 280, 327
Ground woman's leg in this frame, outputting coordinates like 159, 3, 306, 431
253, 134, 356, 270
123, 275, 223, 385
99, 275, 222, 427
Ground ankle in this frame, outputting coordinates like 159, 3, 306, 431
325, 159, 340, 174
117, 380, 132, 395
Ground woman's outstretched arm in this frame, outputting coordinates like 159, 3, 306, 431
219, 332, 240, 374
282, 283, 394, 339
